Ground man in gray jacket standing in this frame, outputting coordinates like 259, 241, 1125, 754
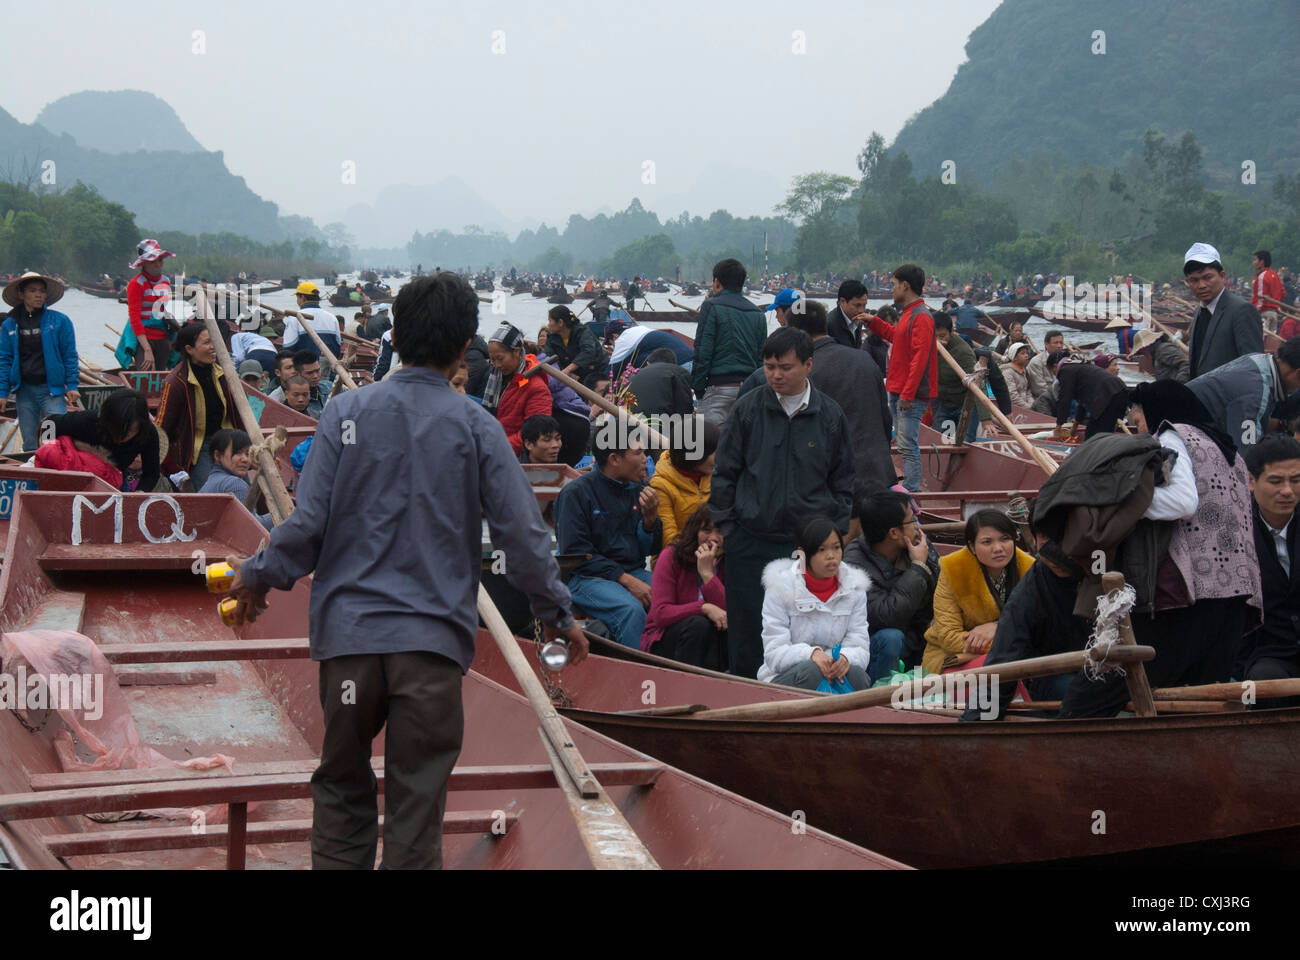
225, 273, 587, 870
1183, 242, 1264, 379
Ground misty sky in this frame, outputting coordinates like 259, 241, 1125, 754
12, 0, 1000, 231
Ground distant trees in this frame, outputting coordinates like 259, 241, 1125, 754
0, 180, 350, 279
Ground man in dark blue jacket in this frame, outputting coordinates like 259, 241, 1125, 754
555, 420, 663, 648
710, 327, 855, 677
0, 272, 80, 450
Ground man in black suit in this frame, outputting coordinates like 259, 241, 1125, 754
1242, 434, 1300, 706
827, 278, 868, 349
1183, 242, 1265, 378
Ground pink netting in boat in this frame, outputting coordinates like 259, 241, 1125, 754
1, 629, 238, 822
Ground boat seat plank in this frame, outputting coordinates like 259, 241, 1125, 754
22, 761, 665, 801
96, 639, 312, 663
15, 589, 86, 633
44, 811, 516, 858
39, 540, 235, 571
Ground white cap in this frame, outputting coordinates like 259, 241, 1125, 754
1006, 341, 1030, 359
1184, 242, 1222, 267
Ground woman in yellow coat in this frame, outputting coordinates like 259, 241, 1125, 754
649, 420, 720, 544
922, 510, 1035, 675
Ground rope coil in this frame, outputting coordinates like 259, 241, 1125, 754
1084, 583, 1137, 680
247, 425, 288, 464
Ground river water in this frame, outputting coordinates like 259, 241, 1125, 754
62, 274, 1114, 370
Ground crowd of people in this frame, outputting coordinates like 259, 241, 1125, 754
10, 236, 1300, 870
7, 240, 1300, 716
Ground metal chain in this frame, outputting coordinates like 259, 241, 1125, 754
531, 619, 573, 709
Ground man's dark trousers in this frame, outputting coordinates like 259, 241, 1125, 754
724, 526, 795, 678
312, 651, 464, 869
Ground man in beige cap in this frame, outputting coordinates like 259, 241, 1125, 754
1129, 328, 1189, 383
0, 272, 80, 450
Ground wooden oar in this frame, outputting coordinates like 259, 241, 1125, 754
686, 644, 1155, 722
290, 312, 358, 392
1149, 677, 1300, 702
194, 287, 295, 524
105, 323, 122, 337
476, 584, 658, 869
0, 420, 20, 453
1117, 287, 1189, 356
668, 299, 699, 315
936, 341, 1059, 475
528, 360, 670, 449
1262, 295, 1300, 321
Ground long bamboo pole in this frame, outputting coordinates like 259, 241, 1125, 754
689, 645, 1155, 722
193, 287, 295, 523
477, 584, 659, 869
289, 312, 358, 391
936, 341, 1059, 475
1118, 287, 1190, 355
528, 360, 671, 449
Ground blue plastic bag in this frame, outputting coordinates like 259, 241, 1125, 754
816, 643, 855, 694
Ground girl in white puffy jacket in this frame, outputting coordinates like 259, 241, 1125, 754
758, 516, 872, 689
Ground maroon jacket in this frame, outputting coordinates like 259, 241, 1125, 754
640, 546, 726, 651
156, 359, 238, 473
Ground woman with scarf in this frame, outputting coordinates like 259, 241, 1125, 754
157, 323, 237, 490
483, 323, 553, 456
1056, 380, 1262, 718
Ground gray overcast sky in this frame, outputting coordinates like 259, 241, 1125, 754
11, 0, 1000, 230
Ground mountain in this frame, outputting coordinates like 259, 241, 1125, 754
0, 94, 315, 243
36, 90, 206, 155
337, 178, 513, 248
889, 0, 1300, 193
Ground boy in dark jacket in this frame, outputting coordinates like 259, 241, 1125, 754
843, 491, 940, 676
709, 327, 855, 677
555, 421, 662, 648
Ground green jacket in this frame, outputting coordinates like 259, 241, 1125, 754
691, 290, 768, 396
936, 334, 990, 421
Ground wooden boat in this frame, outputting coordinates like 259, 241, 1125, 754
977, 295, 1042, 308
0, 491, 902, 870
895, 422, 1050, 523
547, 292, 574, 305
629, 309, 696, 325
75, 284, 123, 299
328, 292, 366, 307
647, 283, 670, 293
534, 649, 1300, 866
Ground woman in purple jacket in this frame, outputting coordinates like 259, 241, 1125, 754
641, 505, 727, 670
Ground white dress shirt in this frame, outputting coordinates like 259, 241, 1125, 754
1262, 516, 1291, 577
777, 380, 812, 418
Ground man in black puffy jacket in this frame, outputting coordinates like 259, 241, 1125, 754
843, 491, 940, 674
709, 327, 854, 677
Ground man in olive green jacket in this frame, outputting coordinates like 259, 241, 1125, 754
692, 258, 768, 426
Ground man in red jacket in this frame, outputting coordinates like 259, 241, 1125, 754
865, 264, 938, 491
1253, 249, 1287, 332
